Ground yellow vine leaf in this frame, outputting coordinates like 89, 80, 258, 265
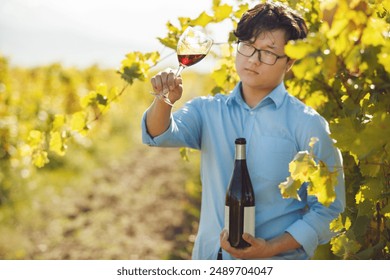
355, 188, 365, 205
382, 204, 390, 217
320, 0, 338, 11
212, 65, 229, 86
279, 138, 338, 207
304, 91, 329, 111
27, 130, 44, 146
119, 52, 160, 84
378, 45, 390, 74
71, 111, 88, 136
95, 83, 109, 109
27, 130, 49, 167
330, 233, 361, 258
307, 163, 337, 207
191, 11, 213, 27
81, 90, 97, 108
285, 39, 317, 60
289, 151, 318, 182
330, 214, 351, 232
214, 4, 233, 22
234, 3, 249, 19
330, 216, 343, 232
108, 86, 119, 101
345, 216, 352, 230
52, 114, 65, 130
49, 131, 66, 156
278, 176, 302, 201
32, 150, 49, 168
362, 16, 388, 47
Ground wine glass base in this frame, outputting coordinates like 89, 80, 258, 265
150, 91, 174, 107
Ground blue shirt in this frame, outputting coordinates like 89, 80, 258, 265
142, 82, 345, 260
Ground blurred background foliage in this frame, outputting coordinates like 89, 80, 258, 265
0, 56, 211, 259
1, 0, 389, 259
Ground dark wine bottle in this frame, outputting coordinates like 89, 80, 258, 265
225, 138, 255, 248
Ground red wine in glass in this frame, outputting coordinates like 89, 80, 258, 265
177, 54, 207, 67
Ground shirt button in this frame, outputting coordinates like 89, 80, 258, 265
250, 111, 254, 115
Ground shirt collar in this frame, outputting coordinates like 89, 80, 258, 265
226, 81, 287, 110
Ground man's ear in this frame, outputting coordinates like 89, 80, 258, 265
285, 58, 295, 73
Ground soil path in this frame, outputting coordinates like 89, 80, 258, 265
31, 146, 196, 260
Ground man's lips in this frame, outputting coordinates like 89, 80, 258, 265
244, 68, 259, 74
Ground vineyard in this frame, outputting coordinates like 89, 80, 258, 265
1, 0, 390, 259
0, 59, 208, 259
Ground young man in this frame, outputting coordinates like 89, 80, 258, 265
142, 1, 345, 260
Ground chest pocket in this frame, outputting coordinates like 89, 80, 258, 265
248, 136, 296, 182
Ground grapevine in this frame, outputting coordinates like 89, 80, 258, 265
0, 0, 389, 259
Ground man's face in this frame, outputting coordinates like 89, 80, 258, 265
235, 29, 294, 95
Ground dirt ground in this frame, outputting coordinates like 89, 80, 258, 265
23, 146, 198, 260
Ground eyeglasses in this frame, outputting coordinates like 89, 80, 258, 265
237, 41, 288, 65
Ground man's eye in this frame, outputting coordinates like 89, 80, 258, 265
263, 50, 274, 56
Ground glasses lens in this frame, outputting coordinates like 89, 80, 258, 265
237, 42, 255, 57
259, 50, 277, 65
237, 42, 282, 65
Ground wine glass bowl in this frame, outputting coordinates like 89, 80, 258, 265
176, 27, 213, 72
151, 27, 213, 106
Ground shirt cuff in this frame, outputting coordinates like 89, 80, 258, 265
141, 111, 172, 146
285, 219, 318, 258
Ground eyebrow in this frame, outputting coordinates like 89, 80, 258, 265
245, 40, 282, 51
266, 44, 277, 49
245, 41, 278, 49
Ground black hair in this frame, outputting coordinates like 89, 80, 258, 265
234, 1, 308, 43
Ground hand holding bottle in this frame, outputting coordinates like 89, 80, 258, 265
220, 230, 271, 259
220, 230, 302, 259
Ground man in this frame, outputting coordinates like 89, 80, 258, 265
142, 1, 345, 259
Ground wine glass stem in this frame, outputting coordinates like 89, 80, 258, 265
175, 65, 186, 77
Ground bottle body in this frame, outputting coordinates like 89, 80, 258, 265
224, 138, 255, 248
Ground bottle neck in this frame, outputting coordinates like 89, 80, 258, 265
235, 144, 246, 160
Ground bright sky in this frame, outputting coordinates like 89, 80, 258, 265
0, 0, 233, 70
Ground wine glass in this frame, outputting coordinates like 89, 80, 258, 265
151, 26, 213, 106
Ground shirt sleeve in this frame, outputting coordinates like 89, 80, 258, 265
285, 113, 346, 258
141, 98, 203, 149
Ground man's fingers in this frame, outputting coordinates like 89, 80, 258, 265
220, 229, 228, 243
242, 233, 256, 246
220, 230, 233, 252
151, 70, 174, 94
166, 72, 176, 91
159, 72, 170, 93
151, 76, 160, 92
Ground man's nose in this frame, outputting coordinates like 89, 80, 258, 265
248, 50, 260, 64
